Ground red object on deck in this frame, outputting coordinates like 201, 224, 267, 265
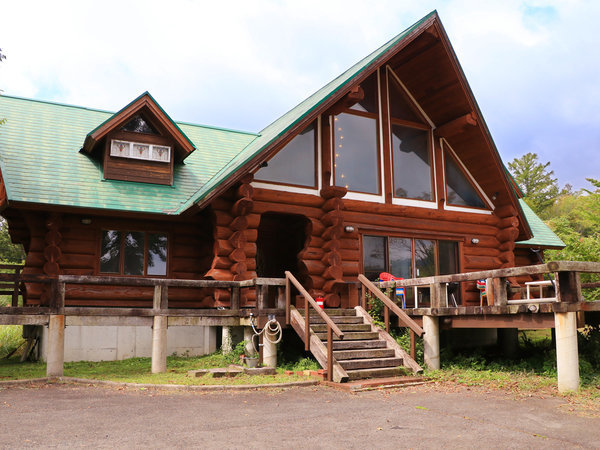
315, 296, 325, 309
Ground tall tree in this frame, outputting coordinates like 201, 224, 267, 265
508, 152, 561, 216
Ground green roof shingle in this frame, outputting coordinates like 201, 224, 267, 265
516, 199, 565, 249
0, 95, 258, 214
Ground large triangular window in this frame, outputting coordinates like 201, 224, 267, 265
443, 143, 488, 209
388, 68, 434, 202
121, 115, 158, 135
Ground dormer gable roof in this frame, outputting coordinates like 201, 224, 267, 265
82, 91, 196, 162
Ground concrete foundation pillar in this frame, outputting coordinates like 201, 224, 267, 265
221, 326, 233, 354
555, 312, 580, 392
498, 328, 520, 358
262, 336, 277, 368
423, 315, 440, 371
46, 315, 65, 377
243, 327, 255, 356
151, 315, 167, 374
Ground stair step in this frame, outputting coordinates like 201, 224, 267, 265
315, 331, 379, 341
333, 348, 396, 360
339, 357, 403, 371
311, 323, 371, 333
346, 366, 408, 381
308, 316, 364, 324
300, 308, 357, 317
332, 340, 387, 350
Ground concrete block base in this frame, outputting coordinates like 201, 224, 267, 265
39, 325, 217, 362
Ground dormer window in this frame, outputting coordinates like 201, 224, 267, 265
110, 140, 171, 163
82, 92, 196, 186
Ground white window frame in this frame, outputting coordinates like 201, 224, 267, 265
110, 139, 171, 163
387, 66, 437, 208
441, 138, 495, 214
252, 116, 322, 196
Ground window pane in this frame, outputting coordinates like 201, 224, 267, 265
415, 239, 435, 277
445, 154, 486, 208
349, 73, 378, 114
438, 241, 458, 275
363, 235, 386, 281
121, 115, 157, 134
124, 231, 145, 275
100, 230, 122, 273
255, 123, 316, 187
388, 75, 424, 123
389, 238, 412, 279
147, 233, 168, 276
392, 125, 432, 200
334, 113, 380, 194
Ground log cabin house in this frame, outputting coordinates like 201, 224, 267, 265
0, 11, 572, 377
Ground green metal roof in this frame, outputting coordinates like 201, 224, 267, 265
0, 95, 258, 214
174, 11, 438, 213
516, 199, 565, 249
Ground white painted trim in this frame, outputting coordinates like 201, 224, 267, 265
441, 138, 495, 211
376, 68, 385, 200
316, 115, 323, 192
391, 197, 437, 209
251, 181, 320, 197
444, 205, 493, 215
386, 66, 435, 129
345, 191, 385, 203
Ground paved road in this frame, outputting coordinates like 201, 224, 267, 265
0, 382, 597, 448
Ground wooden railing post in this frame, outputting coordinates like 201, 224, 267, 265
430, 282, 446, 308
230, 285, 240, 311
556, 271, 582, 303
305, 296, 310, 352
490, 277, 507, 306
285, 276, 291, 325
50, 279, 65, 312
327, 326, 333, 382
360, 284, 366, 309
410, 330, 416, 360
12, 266, 21, 307
384, 305, 390, 332
257, 284, 267, 311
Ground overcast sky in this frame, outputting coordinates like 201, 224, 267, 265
1, 0, 598, 189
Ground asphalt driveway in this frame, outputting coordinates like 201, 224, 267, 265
0, 382, 598, 448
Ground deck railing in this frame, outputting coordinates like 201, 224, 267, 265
0, 264, 25, 307
284, 271, 344, 381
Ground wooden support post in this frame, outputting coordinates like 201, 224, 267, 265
257, 284, 268, 311
46, 314, 65, 377
555, 311, 580, 392
360, 284, 366, 310
410, 330, 416, 360
556, 271, 582, 303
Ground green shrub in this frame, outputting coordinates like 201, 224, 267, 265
0, 325, 24, 359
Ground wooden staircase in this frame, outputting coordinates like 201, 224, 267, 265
289, 306, 422, 383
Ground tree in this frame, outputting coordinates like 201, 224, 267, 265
0, 219, 24, 263
508, 152, 562, 217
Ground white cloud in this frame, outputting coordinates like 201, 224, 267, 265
0, 0, 598, 187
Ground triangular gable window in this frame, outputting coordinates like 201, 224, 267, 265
444, 150, 486, 209
121, 115, 158, 135
388, 73, 427, 125
349, 74, 379, 114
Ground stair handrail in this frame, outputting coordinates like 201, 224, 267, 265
285, 271, 344, 382
358, 274, 424, 337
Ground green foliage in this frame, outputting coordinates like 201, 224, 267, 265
546, 178, 600, 300
508, 152, 562, 216
0, 325, 24, 359
0, 219, 25, 263
222, 340, 248, 364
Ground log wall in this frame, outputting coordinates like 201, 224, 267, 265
17, 210, 214, 308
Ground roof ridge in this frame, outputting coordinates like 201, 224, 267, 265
0, 93, 257, 136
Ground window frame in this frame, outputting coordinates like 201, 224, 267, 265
98, 229, 170, 277
253, 117, 323, 196
361, 232, 462, 307
110, 139, 171, 163
331, 70, 386, 203
386, 67, 437, 208
441, 138, 494, 214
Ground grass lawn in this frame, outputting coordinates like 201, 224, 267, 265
0, 353, 314, 386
